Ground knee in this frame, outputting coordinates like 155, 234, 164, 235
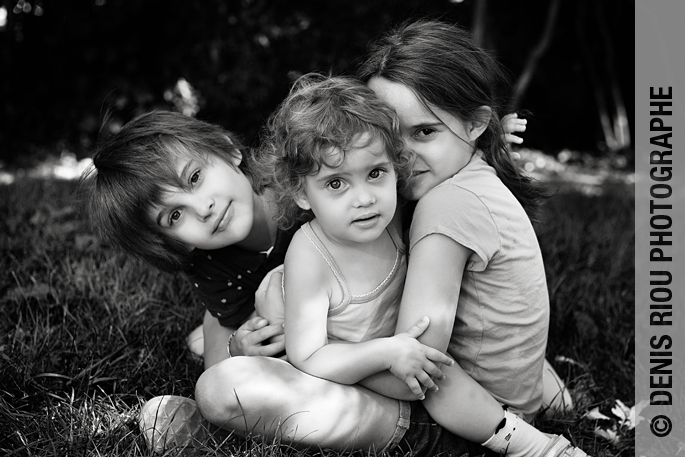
195, 358, 250, 426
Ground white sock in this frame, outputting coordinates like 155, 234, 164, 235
481, 410, 551, 457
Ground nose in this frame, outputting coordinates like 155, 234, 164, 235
189, 194, 214, 221
353, 184, 376, 208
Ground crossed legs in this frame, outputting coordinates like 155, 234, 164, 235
195, 355, 401, 452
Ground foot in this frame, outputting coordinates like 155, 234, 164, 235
186, 324, 204, 359
541, 435, 590, 457
139, 395, 209, 453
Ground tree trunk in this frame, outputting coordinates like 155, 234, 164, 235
593, 1, 631, 150
576, 2, 618, 150
471, 0, 489, 48
508, 0, 561, 112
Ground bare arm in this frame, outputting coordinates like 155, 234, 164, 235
284, 233, 451, 396
395, 233, 470, 348
359, 233, 471, 397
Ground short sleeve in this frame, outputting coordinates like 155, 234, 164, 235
189, 273, 256, 327
409, 183, 500, 272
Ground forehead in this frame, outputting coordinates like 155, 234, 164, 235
368, 77, 463, 132
318, 132, 388, 172
367, 78, 432, 123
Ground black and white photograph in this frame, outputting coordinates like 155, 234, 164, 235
1, 1, 639, 456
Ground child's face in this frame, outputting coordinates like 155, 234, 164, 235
368, 77, 476, 201
149, 152, 256, 251
297, 133, 397, 246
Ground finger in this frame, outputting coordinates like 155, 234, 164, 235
258, 338, 286, 357
502, 113, 517, 122
269, 333, 285, 344
404, 378, 426, 400
422, 361, 446, 381
425, 348, 454, 367
405, 316, 430, 339
250, 323, 285, 344
417, 372, 438, 392
240, 316, 269, 332
504, 133, 523, 144
511, 121, 527, 132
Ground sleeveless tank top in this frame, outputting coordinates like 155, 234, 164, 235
299, 221, 407, 343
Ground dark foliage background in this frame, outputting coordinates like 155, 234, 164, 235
1, 0, 633, 168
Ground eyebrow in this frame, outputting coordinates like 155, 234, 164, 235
179, 159, 194, 182
408, 120, 443, 130
315, 159, 393, 183
154, 160, 194, 227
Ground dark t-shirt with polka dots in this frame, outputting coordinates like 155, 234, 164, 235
186, 225, 298, 327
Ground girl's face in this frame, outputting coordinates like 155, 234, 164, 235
150, 152, 257, 251
296, 132, 397, 246
368, 77, 476, 201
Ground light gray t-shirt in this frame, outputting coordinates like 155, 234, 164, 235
409, 153, 549, 422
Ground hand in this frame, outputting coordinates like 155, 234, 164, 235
231, 316, 285, 358
387, 316, 454, 400
501, 113, 527, 145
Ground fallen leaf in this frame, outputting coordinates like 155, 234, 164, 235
554, 355, 582, 366
594, 425, 620, 445
585, 407, 611, 421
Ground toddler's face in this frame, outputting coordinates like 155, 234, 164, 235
368, 77, 475, 201
297, 133, 397, 246
149, 153, 256, 251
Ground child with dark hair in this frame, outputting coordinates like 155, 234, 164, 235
359, 18, 585, 456
247, 73, 577, 457
81, 110, 289, 372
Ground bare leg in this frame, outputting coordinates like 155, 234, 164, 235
422, 361, 504, 443
196, 356, 400, 451
541, 358, 574, 415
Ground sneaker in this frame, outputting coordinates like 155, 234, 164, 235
139, 395, 209, 453
541, 435, 590, 457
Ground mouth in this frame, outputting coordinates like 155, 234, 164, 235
213, 202, 231, 234
352, 213, 380, 225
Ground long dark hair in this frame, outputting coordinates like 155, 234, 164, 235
358, 19, 550, 225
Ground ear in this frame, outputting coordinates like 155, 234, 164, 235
228, 147, 243, 167
466, 106, 492, 141
294, 192, 311, 211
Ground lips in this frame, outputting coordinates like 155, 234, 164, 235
212, 203, 231, 234
352, 213, 380, 225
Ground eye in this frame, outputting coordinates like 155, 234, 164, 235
326, 178, 349, 192
369, 168, 385, 180
414, 128, 436, 139
169, 209, 183, 226
189, 169, 201, 186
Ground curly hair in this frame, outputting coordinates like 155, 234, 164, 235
255, 73, 411, 230
79, 110, 257, 273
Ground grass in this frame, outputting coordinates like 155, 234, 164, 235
0, 175, 635, 456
